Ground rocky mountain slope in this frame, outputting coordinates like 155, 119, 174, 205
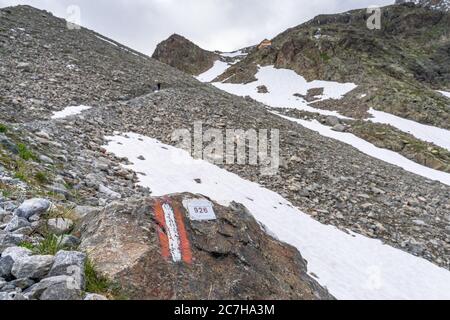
152, 34, 219, 76
216, 4, 450, 128
396, 0, 450, 12
153, 4, 450, 174
1, 5, 450, 300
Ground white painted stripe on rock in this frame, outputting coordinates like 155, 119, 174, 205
162, 203, 182, 262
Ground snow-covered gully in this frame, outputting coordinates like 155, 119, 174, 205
104, 133, 450, 300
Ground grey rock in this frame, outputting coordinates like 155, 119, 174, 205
58, 235, 81, 248
14, 198, 51, 220
332, 124, 346, 132
98, 184, 121, 199
47, 218, 73, 235
0, 256, 14, 278
9, 278, 35, 290
12, 226, 34, 236
0, 292, 13, 300
40, 281, 83, 300
12, 255, 54, 280
39, 155, 54, 164
24, 275, 81, 300
5, 216, 31, 232
326, 116, 340, 127
0, 233, 24, 253
84, 293, 108, 300
48, 251, 86, 290
2, 246, 32, 262
73, 206, 100, 220
17, 62, 31, 72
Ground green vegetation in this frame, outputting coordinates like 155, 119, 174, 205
0, 123, 8, 133
17, 143, 37, 161
85, 259, 127, 300
34, 171, 49, 184
20, 234, 69, 256
320, 52, 331, 62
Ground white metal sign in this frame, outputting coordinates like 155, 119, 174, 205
183, 199, 217, 221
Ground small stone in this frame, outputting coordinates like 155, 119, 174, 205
98, 184, 121, 199
47, 218, 74, 235
73, 206, 99, 220
40, 281, 83, 300
0, 234, 24, 253
48, 251, 87, 290
12, 226, 34, 236
84, 293, 108, 300
24, 275, 82, 300
17, 62, 31, 72
12, 255, 54, 280
137, 155, 145, 161
39, 155, 54, 164
326, 116, 340, 127
5, 216, 31, 232
0, 256, 14, 278
1, 246, 32, 262
14, 199, 51, 220
58, 235, 81, 248
332, 124, 346, 132
9, 278, 35, 290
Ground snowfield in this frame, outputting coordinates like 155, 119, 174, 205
195, 62, 450, 182
277, 114, 450, 186
213, 66, 356, 118
368, 108, 450, 152
196, 60, 231, 82
104, 132, 450, 300
220, 50, 248, 58
51, 105, 92, 119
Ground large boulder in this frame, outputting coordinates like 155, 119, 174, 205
48, 251, 87, 290
11, 255, 54, 280
78, 194, 334, 300
24, 275, 83, 300
14, 198, 51, 220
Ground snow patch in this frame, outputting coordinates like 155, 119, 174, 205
196, 60, 231, 82
51, 105, 92, 120
220, 50, 247, 58
368, 108, 450, 152
437, 90, 450, 98
213, 65, 356, 119
104, 132, 450, 300
95, 35, 118, 47
278, 114, 450, 186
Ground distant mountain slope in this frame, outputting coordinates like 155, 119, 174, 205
396, 0, 450, 12
217, 4, 450, 129
152, 34, 219, 76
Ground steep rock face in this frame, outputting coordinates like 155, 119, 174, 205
152, 34, 219, 76
216, 4, 450, 129
78, 194, 333, 300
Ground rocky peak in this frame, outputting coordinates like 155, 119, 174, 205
396, 0, 450, 12
152, 34, 218, 76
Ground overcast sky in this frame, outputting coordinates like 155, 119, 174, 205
0, 0, 394, 54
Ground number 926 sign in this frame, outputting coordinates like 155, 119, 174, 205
183, 199, 217, 221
